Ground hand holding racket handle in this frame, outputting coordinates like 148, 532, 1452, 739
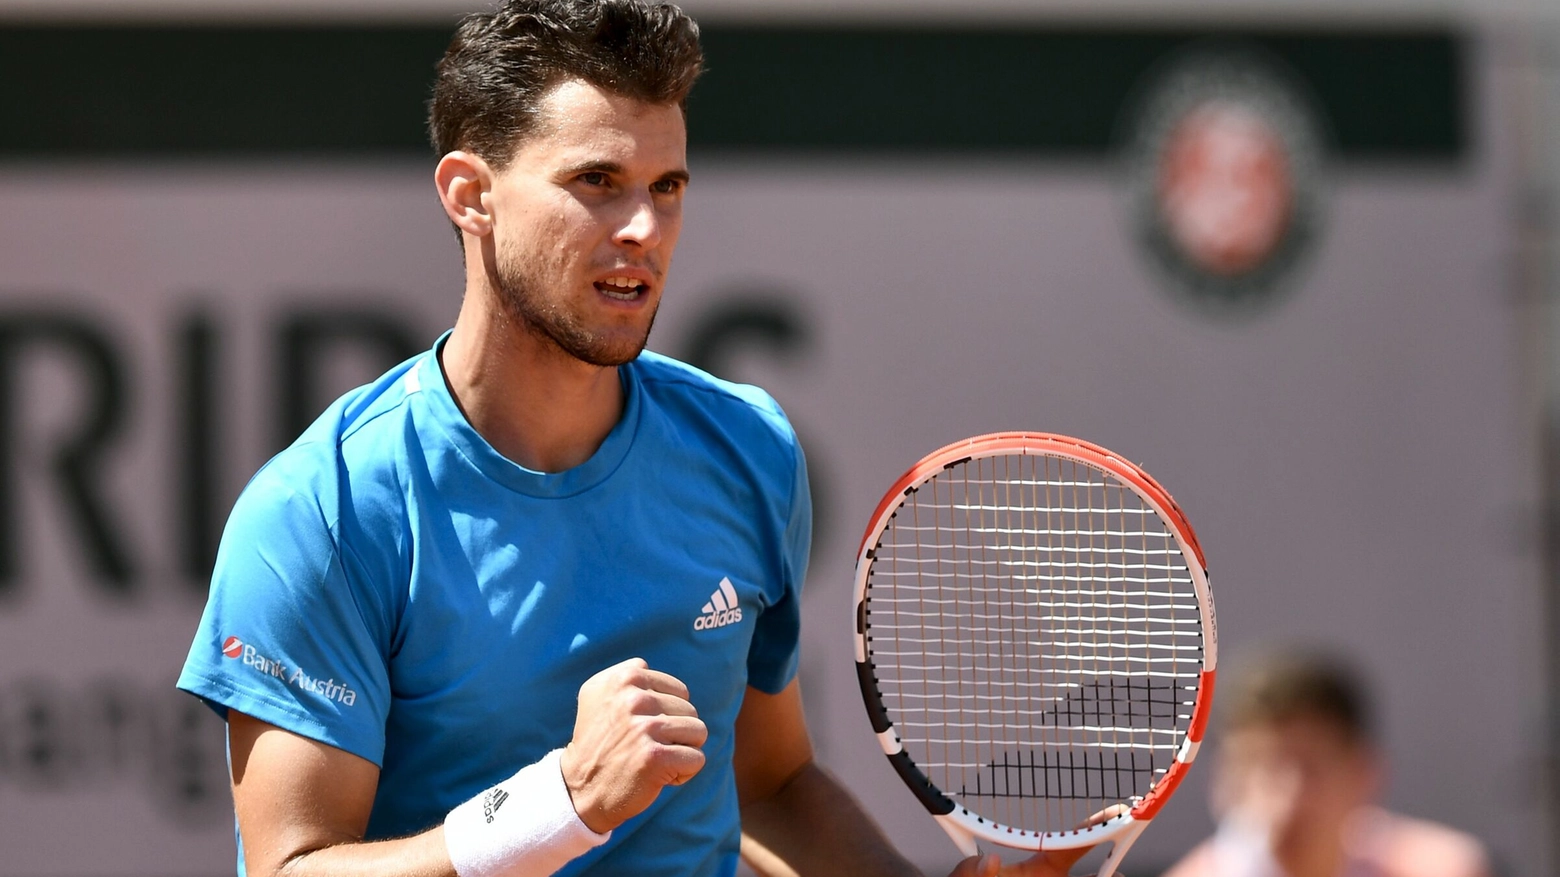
944, 805, 1142, 877
560, 657, 708, 833
853, 433, 1217, 877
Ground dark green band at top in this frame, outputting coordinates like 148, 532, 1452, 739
0, 24, 1462, 161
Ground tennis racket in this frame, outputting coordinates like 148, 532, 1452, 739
853, 432, 1216, 876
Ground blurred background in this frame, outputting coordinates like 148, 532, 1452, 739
0, 0, 1556, 874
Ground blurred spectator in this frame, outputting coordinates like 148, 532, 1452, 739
1162, 652, 1491, 877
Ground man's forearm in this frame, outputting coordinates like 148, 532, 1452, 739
740, 761, 922, 877
266, 827, 454, 877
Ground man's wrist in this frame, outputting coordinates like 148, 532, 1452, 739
443, 748, 611, 877
558, 744, 615, 835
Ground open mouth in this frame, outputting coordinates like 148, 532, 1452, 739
595, 276, 648, 301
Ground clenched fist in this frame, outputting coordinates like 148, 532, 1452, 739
559, 658, 708, 833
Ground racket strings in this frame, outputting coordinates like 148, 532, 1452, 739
865, 453, 1204, 835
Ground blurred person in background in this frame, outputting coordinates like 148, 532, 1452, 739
1162, 652, 1491, 877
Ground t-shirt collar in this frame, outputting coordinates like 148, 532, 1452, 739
418, 330, 641, 498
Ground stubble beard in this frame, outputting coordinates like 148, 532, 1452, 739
493, 254, 658, 368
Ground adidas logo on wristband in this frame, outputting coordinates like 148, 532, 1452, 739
482, 787, 510, 824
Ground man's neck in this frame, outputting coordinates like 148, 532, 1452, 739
440, 302, 625, 474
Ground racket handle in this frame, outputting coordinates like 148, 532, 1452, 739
935, 814, 981, 859
1097, 819, 1148, 877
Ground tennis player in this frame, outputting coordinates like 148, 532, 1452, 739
1161, 652, 1491, 877
176, 2, 1094, 876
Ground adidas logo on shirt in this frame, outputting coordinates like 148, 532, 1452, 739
694, 577, 743, 631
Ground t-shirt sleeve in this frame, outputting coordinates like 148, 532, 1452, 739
746, 437, 812, 694
176, 459, 394, 767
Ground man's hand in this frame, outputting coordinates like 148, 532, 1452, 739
947, 847, 1094, 877
1213, 751, 1303, 839
945, 805, 1133, 877
560, 657, 708, 833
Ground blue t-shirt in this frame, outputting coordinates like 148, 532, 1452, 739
177, 335, 811, 877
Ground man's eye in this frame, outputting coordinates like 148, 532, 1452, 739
580, 172, 608, 186
651, 179, 682, 195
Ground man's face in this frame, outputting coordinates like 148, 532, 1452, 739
1213, 715, 1379, 852
485, 78, 688, 367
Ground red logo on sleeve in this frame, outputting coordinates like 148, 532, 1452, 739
222, 636, 244, 658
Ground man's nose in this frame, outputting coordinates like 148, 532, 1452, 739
615, 198, 661, 249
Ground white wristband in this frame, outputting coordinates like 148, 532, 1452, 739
443, 748, 611, 877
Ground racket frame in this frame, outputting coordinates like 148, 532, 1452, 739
852, 432, 1217, 863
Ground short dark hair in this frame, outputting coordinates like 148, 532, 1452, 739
1224, 651, 1374, 744
428, 0, 704, 167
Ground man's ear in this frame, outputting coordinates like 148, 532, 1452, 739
434, 151, 495, 238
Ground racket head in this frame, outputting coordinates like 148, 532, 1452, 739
853, 432, 1216, 852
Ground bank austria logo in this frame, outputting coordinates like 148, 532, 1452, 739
221, 634, 358, 707
694, 577, 743, 631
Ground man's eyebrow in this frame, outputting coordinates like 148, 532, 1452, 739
555, 159, 690, 184
557, 159, 624, 177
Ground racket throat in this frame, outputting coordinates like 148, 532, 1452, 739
935, 811, 1148, 876
1098, 818, 1149, 877
934, 814, 980, 860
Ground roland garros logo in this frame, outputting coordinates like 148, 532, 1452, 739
221, 635, 359, 707
1123, 45, 1324, 313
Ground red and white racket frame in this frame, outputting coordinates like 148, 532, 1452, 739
852, 432, 1217, 875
